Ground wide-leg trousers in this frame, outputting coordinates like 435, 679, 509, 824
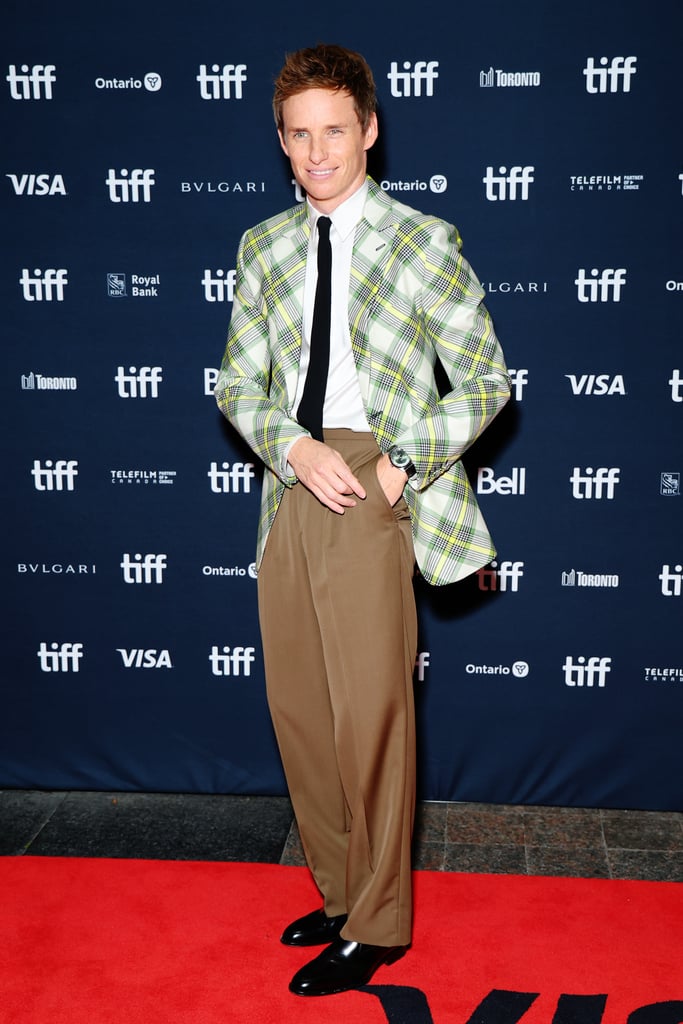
257, 430, 418, 947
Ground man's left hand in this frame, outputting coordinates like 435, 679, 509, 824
376, 453, 408, 507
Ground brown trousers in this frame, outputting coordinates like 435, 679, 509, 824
257, 430, 418, 947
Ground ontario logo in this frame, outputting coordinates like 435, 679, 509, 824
380, 175, 447, 194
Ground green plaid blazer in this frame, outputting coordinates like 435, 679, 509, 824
215, 177, 510, 586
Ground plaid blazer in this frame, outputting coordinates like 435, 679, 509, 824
215, 177, 510, 586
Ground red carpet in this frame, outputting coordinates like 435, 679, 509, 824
1, 858, 681, 1023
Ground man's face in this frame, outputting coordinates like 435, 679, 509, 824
278, 88, 378, 213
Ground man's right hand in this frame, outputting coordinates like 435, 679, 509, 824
288, 436, 367, 514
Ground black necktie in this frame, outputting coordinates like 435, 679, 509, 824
297, 216, 332, 441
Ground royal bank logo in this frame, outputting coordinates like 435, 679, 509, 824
583, 56, 637, 93
566, 374, 626, 396
561, 570, 620, 588
31, 459, 78, 491
480, 67, 540, 88
483, 166, 534, 201
7, 64, 56, 99
107, 273, 159, 297
659, 564, 682, 597
670, 369, 683, 402
20, 268, 68, 301
202, 269, 236, 302
37, 642, 83, 672
209, 645, 256, 676
380, 175, 447, 194
22, 372, 77, 391
6, 173, 67, 196
117, 648, 173, 668
476, 467, 526, 495
575, 268, 626, 302
387, 60, 439, 97
508, 369, 529, 401
563, 656, 611, 687
208, 461, 256, 493
477, 560, 524, 592
106, 168, 155, 203
570, 467, 620, 500
569, 173, 643, 192
95, 72, 162, 91
115, 366, 163, 398
110, 469, 177, 485
196, 64, 247, 99
661, 472, 680, 497
121, 553, 167, 584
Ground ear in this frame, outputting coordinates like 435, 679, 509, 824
363, 112, 378, 152
277, 128, 289, 157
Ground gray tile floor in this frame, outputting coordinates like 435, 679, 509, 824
2, 790, 682, 882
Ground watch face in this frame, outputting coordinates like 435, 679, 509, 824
390, 447, 410, 468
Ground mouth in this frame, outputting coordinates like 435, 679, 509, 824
307, 168, 335, 180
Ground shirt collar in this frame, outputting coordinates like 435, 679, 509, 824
307, 179, 368, 243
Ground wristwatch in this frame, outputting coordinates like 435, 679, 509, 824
388, 445, 416, 478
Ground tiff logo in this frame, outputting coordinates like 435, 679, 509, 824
415, 651, 430, 681
477, 560, 525, 592
670, 369, 683, 402
121, 553, 167, 584
508, 368, 528, 401
387, 60, 439, 97
106, 168, 155, 203
202, 269, 236, 302
575, 268, 627, 302
20, 268, 68, 301
659, 564, 683, 597
483, 166, 534, 201
37, 641, 83, 672
31, 459, 78, 491
570, 467, 620, 500
7, 64, 56, 99
563, 656, 612, 687
583, 56, 637, 94
208, 461, 255, 493
209, 645, 256, 676
196, 64, 247, 99
115, 366, 163, 398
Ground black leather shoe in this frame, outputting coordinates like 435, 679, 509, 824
280, 908, 348, 947
289, 938, 407, 996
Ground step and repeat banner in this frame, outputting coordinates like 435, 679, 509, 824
2, 0, 681, 809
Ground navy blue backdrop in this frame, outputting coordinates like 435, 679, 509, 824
3, 0, 682, 809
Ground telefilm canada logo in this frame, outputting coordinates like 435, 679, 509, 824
111, 469, 177, 486
644, 666, 683, 683
569, 172, 643, 192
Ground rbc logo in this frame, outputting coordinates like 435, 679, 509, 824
7, 64, 56, 99
20, 268, 68, 301
387, 60, 439, 97
120, 553, 167, 584
570, 467, 620, 499
477, 560, 524, 592
106, 168, 155, 203
483, 166, 534, 201
208, 461, 256, 493
202, 269, 236, 302
563, 656, 612, 687
115, 366, 163, 398
37, 642, 83, 672
575, 268, 627, 302
196, 64, 247, 99
583, 56, 637, 93
209, 645, 256, 676
31, 459, 78, 491
659, 564, 682, 597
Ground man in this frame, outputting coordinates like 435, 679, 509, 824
215, 43, 510, 997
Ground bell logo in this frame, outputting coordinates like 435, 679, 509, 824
20, 268, 68, 302
196, 64, 247, 100
659, 564, 683, 597
31, 459, 78, 491
387, 60, 439, 97
477, 560, 524, 592
483, 166, 534, 201
583, 56, 637, 94
204, 368, 219, 395
208, 461, 255, 493
120, 553, 167, 584
575, 268, 626, 302
563, 656, 612, 687
209, 645, 256, 676
477, 467, 526, 495
7, 64, 56, 100
106, 168, 155, 203
570, 467, 620, 500
37, 642, 83, 672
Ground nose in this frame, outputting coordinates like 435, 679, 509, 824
308, 134, 327, 164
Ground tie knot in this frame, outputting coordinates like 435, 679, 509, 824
317, 216, 331, 239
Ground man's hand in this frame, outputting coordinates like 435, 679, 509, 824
375, 452, 408, 507
289, 436, 367, 514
